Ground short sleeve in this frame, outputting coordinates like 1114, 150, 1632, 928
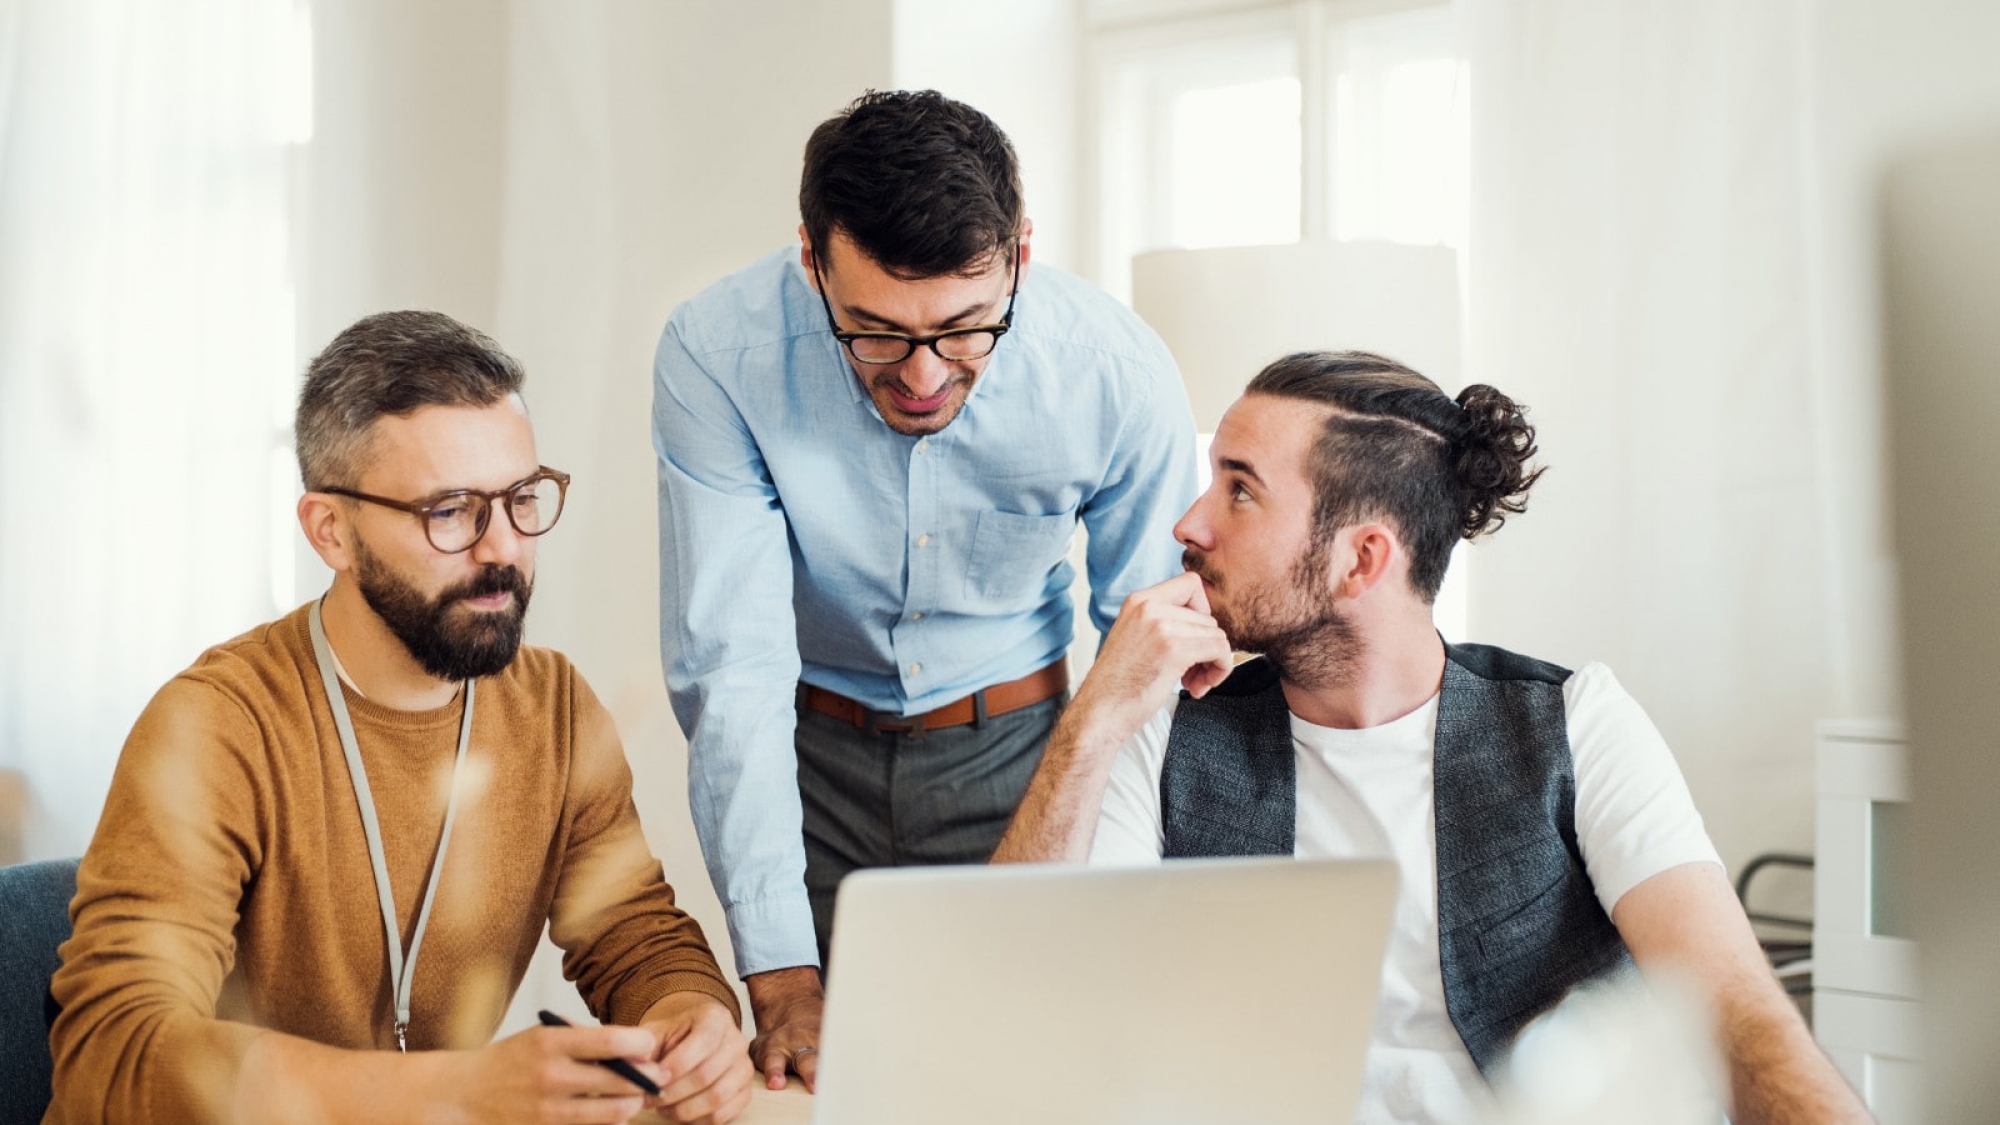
1086, 701, 1177, 866
1566, 663, 1724, 915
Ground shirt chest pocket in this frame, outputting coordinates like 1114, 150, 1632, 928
963, 507, 1079, 604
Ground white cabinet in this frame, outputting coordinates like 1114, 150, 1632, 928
1813, 719, 1922, 1124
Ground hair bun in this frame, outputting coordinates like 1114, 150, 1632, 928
1452, 384, 1545, 539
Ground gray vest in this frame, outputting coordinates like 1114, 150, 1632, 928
1159, 643, 1633, 1075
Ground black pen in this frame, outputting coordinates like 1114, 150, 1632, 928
537, 1009, 664, 1097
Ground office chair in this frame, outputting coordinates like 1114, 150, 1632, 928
0, 857, 80, 1125
1736, 851, 1816, 1019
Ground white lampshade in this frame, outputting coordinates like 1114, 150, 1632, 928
1132, 240, 1462, 432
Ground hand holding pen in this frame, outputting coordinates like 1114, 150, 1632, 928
542, 997, 754, 1124
539, 1009, 663, 1096
439, 1013, 667, 1125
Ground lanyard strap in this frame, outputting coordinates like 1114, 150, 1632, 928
308, 599, 473, 1052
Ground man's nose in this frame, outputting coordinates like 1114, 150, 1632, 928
470, 505, 525, 566
899, 346, 952, 397
1173, 497, 1211, 550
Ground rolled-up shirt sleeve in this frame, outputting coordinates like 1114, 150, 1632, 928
653, 313, 819, 977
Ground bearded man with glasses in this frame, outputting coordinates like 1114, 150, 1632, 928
652, 90, 1197, 1091
49, 311, 754, 1125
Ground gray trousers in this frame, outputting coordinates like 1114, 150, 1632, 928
795, 692, 1064, 971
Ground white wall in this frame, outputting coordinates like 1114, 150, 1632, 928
1458, 0, 2000, 898
1461, 2, 1836, 888
0, 0, 307, 862
301, 1, 510, 346
892, 0, 1083, 271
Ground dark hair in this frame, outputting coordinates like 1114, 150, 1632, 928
295, 310, 525, 490
1245, 350, 1545, 602
800, 89, 1023, 279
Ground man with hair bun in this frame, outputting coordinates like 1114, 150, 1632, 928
994, 352, 1870, 1125
653, 89, 1195, 1088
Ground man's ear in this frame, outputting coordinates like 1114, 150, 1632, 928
298, 493, 355, 574
1335, 523, 1398, 600
1015, 217, 1034, 285
799, 223, 819, 290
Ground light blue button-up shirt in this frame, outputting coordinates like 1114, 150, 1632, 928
653, 246, 1196, 975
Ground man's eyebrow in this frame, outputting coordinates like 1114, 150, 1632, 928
413, 468, 543, 501
1218, 457, 1266, 487
841, 296, 996, 334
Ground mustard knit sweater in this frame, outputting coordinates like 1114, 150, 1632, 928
46, 603, 738, 1124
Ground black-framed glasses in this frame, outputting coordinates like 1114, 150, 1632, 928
813, 244, 1020, 365
322, 466, 571, 554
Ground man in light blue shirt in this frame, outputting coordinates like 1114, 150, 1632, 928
651, 90, 1195, 1090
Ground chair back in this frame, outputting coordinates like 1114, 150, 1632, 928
0, 858, 80, 1125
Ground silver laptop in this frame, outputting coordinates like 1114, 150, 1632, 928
813, 857, 1397, 1125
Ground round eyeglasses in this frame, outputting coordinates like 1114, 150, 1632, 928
322, 467, 570, 554
813, 245, 1019, 365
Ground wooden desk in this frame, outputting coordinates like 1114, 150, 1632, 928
735, 1084, 814, 1124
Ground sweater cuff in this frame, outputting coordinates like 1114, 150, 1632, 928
611, 969, 744, 1029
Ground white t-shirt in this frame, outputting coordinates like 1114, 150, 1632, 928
1087, 661, 1723, 1125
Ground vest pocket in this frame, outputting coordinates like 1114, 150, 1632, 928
964, 507, 1078, 603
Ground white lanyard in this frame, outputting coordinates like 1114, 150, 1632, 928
308, 600, 473, 1052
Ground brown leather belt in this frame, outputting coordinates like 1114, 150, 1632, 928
800, 661, 1068, 735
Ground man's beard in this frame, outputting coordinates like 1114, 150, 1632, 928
1183, 542, 1363, 690
353, 540, 532, 682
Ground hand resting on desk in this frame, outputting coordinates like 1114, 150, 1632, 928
641, 990, 757, 1123
231, 993, 750, 1125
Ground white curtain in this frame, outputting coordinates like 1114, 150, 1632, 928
0, 0, 309, 860
1458, 0, 1845, 879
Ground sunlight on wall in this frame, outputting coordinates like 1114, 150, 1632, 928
0, 0, 311, 858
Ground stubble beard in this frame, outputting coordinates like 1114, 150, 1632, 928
1183, 539, 1364, 690
862, 363, 978, 437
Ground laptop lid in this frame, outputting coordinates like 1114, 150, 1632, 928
813, 857, 1397, 1125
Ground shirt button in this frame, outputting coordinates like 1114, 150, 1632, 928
910, 612, 924, 621
917, 439, 930, 454
916, 533, 931, 548
908, 662, 922, 676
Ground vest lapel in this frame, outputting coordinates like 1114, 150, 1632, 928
1160, 659, 1295, 858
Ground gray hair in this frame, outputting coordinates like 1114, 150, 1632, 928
294, 310, 526, 490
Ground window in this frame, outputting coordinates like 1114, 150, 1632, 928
1325, 3, 1468, 248
1087, 0, 1471, 640
1089, 0, 1465, 295
0, 0, 313, 858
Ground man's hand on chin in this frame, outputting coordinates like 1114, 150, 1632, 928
745, 966, 824, 1093
1070, 571, 1235, 737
